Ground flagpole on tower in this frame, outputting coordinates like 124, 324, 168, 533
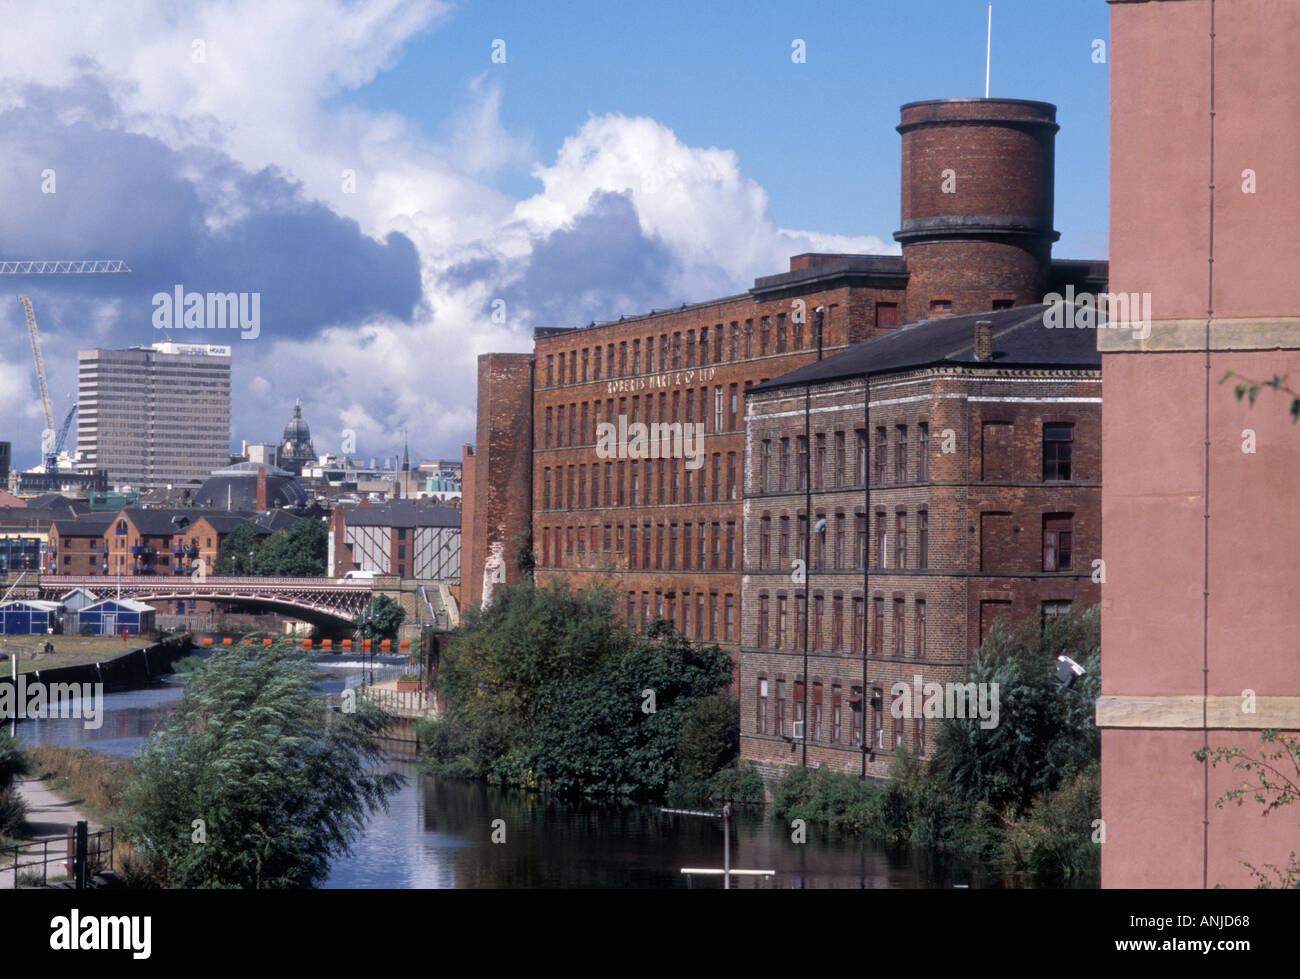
985, 3, 992, 98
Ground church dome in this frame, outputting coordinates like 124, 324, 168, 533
278, 400, 317, 475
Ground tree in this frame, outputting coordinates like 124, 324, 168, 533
0, 731, 29, 839
421, 582, 733, 799
120, 643, 403, 888
677, 695, 740, 779
931, 604, 1100, 814
1195, 730, 1300, 887
354, 595, 405, 640
254, 518, 327, 577
1220, 370, 1300, 423
213, 526, 262, 575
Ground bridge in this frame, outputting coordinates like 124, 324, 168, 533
38, 575, 374, 623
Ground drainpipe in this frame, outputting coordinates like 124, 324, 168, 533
801, 382, 811, 768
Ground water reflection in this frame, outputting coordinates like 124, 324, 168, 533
10, 654, 996, 889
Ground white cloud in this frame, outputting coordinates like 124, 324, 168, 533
0, 1, 898, 468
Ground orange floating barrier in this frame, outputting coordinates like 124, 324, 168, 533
263, 638, 273, 647
302, 638, 312, 650
342, 639, 352, 652
362, 639, 371, 653
202, 637, 213, 646
222, 637, 233, 646
322, 639, 333, 651
380, 639, 391, 653
399, 639, 410, 652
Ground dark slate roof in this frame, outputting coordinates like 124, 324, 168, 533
22, 494, 92, 515
339, 500, 460, 529
52, 513, 116, 536
750, 303, 1102, 394
192, 471, 308, 510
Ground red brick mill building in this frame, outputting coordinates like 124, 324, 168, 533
463, 97, 1108, 771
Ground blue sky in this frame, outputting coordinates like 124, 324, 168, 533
0, 0, 1111, 473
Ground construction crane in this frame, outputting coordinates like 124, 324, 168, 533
3, 261, 130, 490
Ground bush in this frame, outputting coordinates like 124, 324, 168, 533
1001, 762, 1101, 881
29, 745, 133, 815
169, 655, 207, 674
664, 776, 711, 809
0, 786, 27, 840
709, 766, 766, 805
677, 695, 739, 779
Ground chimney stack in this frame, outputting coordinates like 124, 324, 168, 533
256, 465, 267, 511
974, 320, 993, 362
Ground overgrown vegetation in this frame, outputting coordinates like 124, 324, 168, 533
119, 641, 403, 888
417, 582, 736, 801
0, 730, 30, 840
354, 594, 406, 640
770, 606, 1103, 883
1196, 730, 1300, 888
214, 518, 328, 577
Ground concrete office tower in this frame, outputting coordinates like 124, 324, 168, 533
77, 341, 232, 490
1100, 0, 1300, 888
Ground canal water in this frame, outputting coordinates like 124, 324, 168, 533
9, 657, 996, 889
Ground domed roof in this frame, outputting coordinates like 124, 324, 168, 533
283, 400, 312, 441
278, 399, 317, 474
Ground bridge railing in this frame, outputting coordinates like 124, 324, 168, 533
358, 686, 433, 718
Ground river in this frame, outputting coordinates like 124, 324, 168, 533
9, 656, 1000, 889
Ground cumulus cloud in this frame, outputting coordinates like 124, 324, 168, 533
0, 1, 896, 474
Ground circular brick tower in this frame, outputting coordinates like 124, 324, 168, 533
894, 98, 1059, 322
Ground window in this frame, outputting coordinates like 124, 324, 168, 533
874, 427, 887, 483
896, 424, 907, 480
794, 679, 805, 733
543, 468, 551, 509
872, 687, 884, 748
759, 316, 770, 355
894, 599, 905, 657
918, 510, 929, 569
1042, 600, 1073, 630
832, 596, 843, 651
714, 387, 724, 431
851, 687, 863, 746
725, 593, 734, 641
797, 436, 808, 490
815, 434, 826, 489
1043, 514, 1074, 571
834, 513, 845, 569
853, 597, 864, 650
831, 684, 841, 744
776, 313, 786, 353
760, 516, 771, 567
811, 596, 823, 651
812, 681, 823, 741
991, 298, 1015, 310
875, 511, 886, 568
726, 522, 737, 570
834, 431, 845, 487
915, 713, 927, 756
915, 599, 927, 658
757, 679, 769, 735
546, 355, 554, 385
896, 512, 907, 569
544, 407, 553, 446
872, 598, 884, 656
760, 440, 771, 492
775, 679, 786, 737
758, 594, 769, 648
918, 423, 929, 481
1043, 423, 1074, 481
876, 303, 898, 329
776, 594, 787, 648
930, 299, 952, 315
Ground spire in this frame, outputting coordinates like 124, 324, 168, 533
402, 429, 410, 472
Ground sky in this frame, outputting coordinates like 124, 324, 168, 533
0, 0, 1111, 473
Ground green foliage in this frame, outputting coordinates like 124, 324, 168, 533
120, 643, 403, 888
708, 765, 766, 805
0, 730, 29, 791
931, 605, 1100, 815
1196, 730, 1300, 887
422, 581, 732, 800
169, 655, 207, 675
1220, 370, 1300, 423
1000, 762, 1101, 881
677, 695, 740, 779
213, 526, 262, 575
354, 594, 406, 640
253, 518, 328, 577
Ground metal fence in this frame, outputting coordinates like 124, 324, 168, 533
1, 826, 114, 888
358, 686, 431, 717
